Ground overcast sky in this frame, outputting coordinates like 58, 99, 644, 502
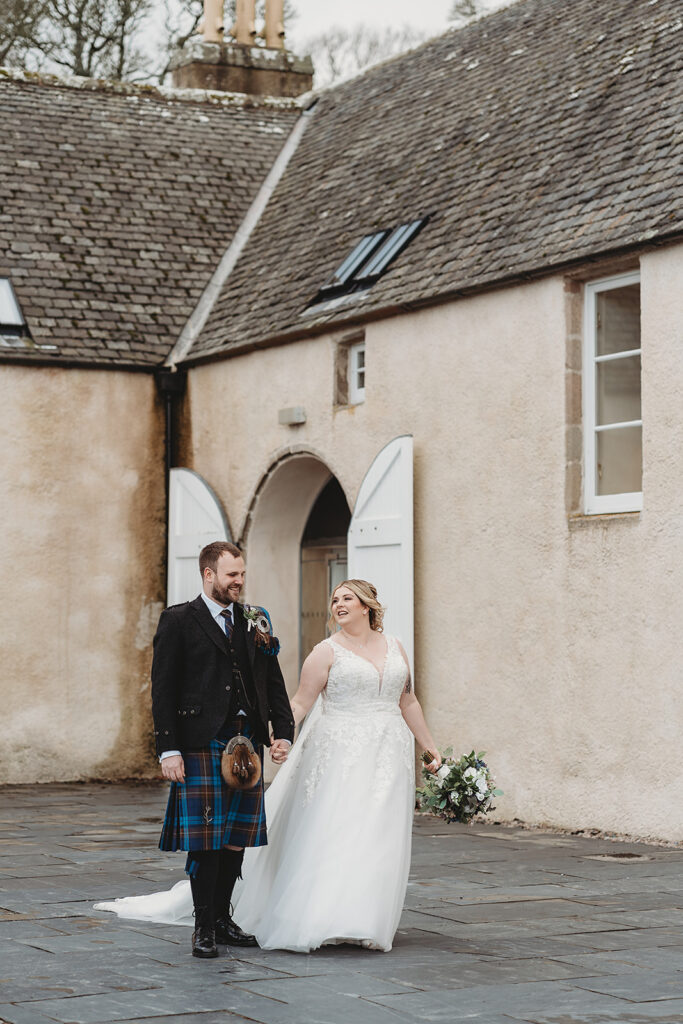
289, 0, 454, 41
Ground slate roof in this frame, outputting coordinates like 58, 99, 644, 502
188, 0, 683, 362
0, 72, 298, 366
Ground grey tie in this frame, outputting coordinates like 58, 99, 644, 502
220, 607, 233, 640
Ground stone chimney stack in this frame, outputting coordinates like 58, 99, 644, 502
171, 0, 313, 99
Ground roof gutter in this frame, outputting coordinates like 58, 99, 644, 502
166, 101, 317, 369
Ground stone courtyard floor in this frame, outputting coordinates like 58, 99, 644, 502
0, 784, 682, 1024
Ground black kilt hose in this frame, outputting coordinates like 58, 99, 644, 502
159, 721, 266, 858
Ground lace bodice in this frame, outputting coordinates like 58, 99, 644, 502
321, 634, 408, 715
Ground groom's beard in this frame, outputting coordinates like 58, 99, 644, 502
211, 580, 242, 605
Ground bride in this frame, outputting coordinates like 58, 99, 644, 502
96, 579, 441, 953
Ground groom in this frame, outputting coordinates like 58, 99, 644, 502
151, 541, 294, 959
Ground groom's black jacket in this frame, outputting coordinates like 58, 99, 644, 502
151, 596, 294, 757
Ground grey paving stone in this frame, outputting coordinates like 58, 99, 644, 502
414, 897, 607, 924
590, 909, 683, 929
436, 884, 594, 904
0, 1006, 66, 1024
1, 782, 682, 1024
24, 986, 411, 1024
365, 956, 616, 991
568, 892, 683, 912
453, 935, 628, 960
568, 971, 683, 1002
93, 1018, 246, 1024
230, 972, 415, 1002
514, 998, 683, 1023
574, 947, 683, 973
14, 929, 181, 956
560, 929, 683, 952
0, 971, 158, 1003
365, 980, 637, 1021
0, 920, 67, 938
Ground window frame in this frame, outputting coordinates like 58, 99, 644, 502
582, 270, 642, 515
348, 340, 366, 405
0, 278, 25, 330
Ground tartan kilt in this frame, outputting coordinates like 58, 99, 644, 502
159, 728, 267, 853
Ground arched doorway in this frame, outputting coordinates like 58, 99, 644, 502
242, 453, 349, 697
300, 477, 351, 666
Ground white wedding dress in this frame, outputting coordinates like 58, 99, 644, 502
95, 635, 415, 952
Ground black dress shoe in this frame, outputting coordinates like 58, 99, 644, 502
192, 925, 219, 958
215, 914, 258, 947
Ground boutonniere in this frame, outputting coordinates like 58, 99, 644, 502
241, 605, 281, 656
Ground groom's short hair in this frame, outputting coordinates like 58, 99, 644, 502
199, 541, 243, 577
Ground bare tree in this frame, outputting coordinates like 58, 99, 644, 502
0, 0, 298, 82
0, 0, 48, 65
301, 24, 427, 89
0, 0, 153, 77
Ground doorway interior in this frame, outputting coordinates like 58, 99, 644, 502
300, 477, 351, 667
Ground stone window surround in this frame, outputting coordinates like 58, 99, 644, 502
334, 329, 366, 408
564, 255, 641, 524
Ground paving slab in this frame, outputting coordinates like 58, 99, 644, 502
0, 781, 681, 1024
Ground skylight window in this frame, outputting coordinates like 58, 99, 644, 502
354, 220, 425, 283
311, 217, 428, 306
0, 279, 25, 329
324, 231, 388, 292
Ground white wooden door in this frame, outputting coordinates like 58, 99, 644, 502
347, 436, 414, 676
167, 468, 230, 606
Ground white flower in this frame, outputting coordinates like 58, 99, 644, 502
463, 767, 477, 781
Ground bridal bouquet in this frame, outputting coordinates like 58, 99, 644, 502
417, 748, 502, 825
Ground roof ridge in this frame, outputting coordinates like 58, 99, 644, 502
0, 65, 302, 110
309, 0, 521, 97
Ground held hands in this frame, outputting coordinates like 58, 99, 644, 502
161, 754, 185, 783
270, 738, 291, 764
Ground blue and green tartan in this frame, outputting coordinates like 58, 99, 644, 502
159, 726, 267, 862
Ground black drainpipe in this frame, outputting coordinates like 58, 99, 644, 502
154, 367, 188, 537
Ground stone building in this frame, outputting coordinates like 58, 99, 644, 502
1, 0, 682, 840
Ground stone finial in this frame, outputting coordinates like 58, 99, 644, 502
201, 0, 224, 42
262, 0, 285, 49
232, 0, 257, 46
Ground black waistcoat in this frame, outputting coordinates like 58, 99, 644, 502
224, 609, 256, 718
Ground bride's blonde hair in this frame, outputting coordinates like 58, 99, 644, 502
327, 579, 385, 633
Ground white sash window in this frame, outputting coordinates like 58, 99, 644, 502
583, 272, 642, 515
348, 340, 366, 405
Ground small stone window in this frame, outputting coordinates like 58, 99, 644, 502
335, 331, 366, 406
348, 340, 365, 404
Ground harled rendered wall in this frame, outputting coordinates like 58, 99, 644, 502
0, 365, 165, 783
183, 242, 683, 841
